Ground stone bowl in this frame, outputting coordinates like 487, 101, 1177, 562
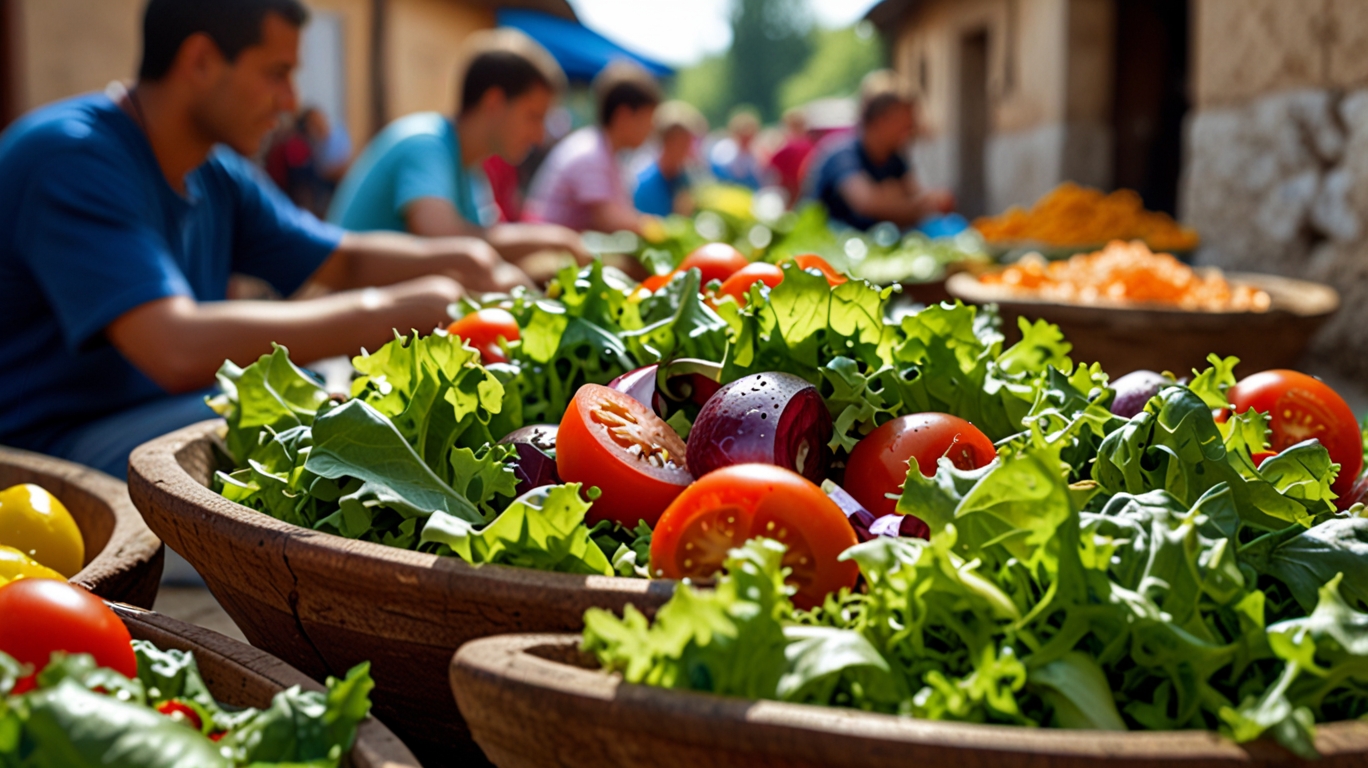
112, 604, 419, 768
451, 633, 1368, 768
946, 271, 1339, 377
127, 420, 675, 764
0, 444, 163, 607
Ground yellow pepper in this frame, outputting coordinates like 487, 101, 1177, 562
0, 544, 65, 587
0, 484, 85, 578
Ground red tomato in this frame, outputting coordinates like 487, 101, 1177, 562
678, 243, 749, 285
650, 464, 859, 609
1228, 370, 1362, 497
157, 700, 204, 731
0, 579, 136, 692
557, 384, 693, 527
718, 262, 785, 305
844, 413, 997, 518
791, 254, 847, 286
447, 308, 520, 364
641, 273, 673, 293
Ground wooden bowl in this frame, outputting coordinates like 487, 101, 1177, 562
946, 271, 1339, 377
451, 633, 1368, 768
0, 445, 163, 607
112, 604, 419, 768
127, 420, 675, 763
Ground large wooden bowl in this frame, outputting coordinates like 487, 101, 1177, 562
0, 445, 163, 607
112, 604, 419, 768
127, 420, 675, 763
946, 271, 1339, 377
452, 633, 1368, 768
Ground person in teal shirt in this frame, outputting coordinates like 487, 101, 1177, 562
330, 30, 588, 265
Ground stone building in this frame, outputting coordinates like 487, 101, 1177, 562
871, 0, 1368, 377
0, 0, 575, 142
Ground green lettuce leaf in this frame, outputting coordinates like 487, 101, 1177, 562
209, 346, 329, 466
419, 484, 613, 575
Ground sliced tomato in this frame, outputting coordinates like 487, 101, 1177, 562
650, 464, 859, 609
447, 308, 520, 364
844, 413, 997, 519
718, 262, 785, 305
678, 243, 749, 285
0, 579, 136, 693
557, 384, 693, 527
641, 273, 673, 293
1228, 370, 1362, 497
790, 254, 847, 286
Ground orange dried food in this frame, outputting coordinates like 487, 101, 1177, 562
973, 183, 1201, 251
980, 240, 1270, 312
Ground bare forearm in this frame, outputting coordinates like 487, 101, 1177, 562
108, 286, 456, 394
589, 202, 645, 236
313, 232, 532, 294
486, 223, 588, 263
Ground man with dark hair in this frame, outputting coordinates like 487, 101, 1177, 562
805, 69, 955, 230
0, 0, 532, 478
329, 29, 585, 264
526, 61, 661, 234
634, 100, 706, 217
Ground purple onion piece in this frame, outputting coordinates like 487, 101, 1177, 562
498, 424, 560, 496
608, 365, 662, 413
868, 513, 930, 540
1110, 370, 1175, 419
823, 480, 878, 540
686, 372, 833, 483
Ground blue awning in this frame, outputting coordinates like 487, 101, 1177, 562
497, 9, 675, 82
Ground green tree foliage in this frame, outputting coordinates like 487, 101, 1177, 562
730, 0, 813, 122
672, 53, 733, 129
778, 24, 885, 113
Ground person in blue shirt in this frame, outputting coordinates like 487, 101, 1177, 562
634, 101, 707, 217
708, 108, 765, 190
0, 0, 532, 479
805, 70, 955, 231
329, 29, 587, 265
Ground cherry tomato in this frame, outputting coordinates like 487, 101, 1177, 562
790, 254, 847, 286
844, 413, 997, 519
678, 243, 749, 285
557, 384, 693, 527
0, 578, 136, 693
718, 262, 785, 305
1228, 370, 1362, 497
157, 700, 204, 731
641, 273, 673, 293
447, 308, 520, 364
650, 464, 859, 609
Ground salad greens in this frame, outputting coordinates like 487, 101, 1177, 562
585, 359, 1368, 756
0, 642, 371, 767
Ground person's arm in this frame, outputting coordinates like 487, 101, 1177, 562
586, 200, 648, 235
105, 276, 463, 394
308, 231, 534, 295
405, 197, 590, 264
837, 174, 949, 228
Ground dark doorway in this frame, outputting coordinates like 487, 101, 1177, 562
957, 30, 990, 219
1111, 0, 1189, 216
0, 0, 15, 129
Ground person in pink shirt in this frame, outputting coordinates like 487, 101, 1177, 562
768, 108, 815, 206
526, 61, 661, 234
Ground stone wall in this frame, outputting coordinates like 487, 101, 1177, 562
1183, 0, 1368, 378
892, 0, 1116, 215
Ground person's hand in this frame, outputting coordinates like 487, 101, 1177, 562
437, 238, 536, 293
922, 189, 957, 215
380, 275, 464, 332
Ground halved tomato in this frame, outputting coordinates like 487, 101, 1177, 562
447, 308, 520, 364
790, 254, 847, 286
1228, 370, 1362, 497
718, 262, 785, 305
844, 413, 997, 519
650, 464, 859, 609
678, 243, 749, 285
557, 384, 693, 527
